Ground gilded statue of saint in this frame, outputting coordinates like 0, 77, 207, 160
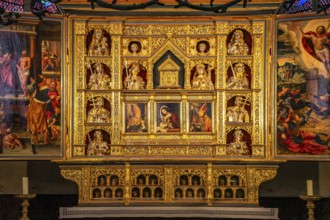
88, 29, 109, 56
87, 62, 111, 90
87, 130, 109, 156
227, 30, 250, 56
227, 62, 249, 89
191, 63, 214, 90
87, 96, 111, 123
124, 62, 146, 90
226, 129, 250, 155
227, 96, 250, 122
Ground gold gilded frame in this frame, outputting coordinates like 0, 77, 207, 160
67, 16, 269, 162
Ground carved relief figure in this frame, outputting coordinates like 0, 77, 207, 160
87, 96, 111, 123
124, 62, 146, 90
126, 103, 147, 132
227, 62, 249, 89
87, 62, 111, 90
87, 130, 109, 156
88, 29, 109, 56
191, 63, 214, 90
190, 103, 212, 132
227, 96, 250, 122
129, 42, 140, 54
227, 129, 250, 155
157, 104, 180, 132
197, 41, 209, 54
227, 30, 250, 56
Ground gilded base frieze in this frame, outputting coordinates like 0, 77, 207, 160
60, 163, 278, 206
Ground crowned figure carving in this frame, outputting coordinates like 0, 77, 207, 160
227, 62, 249, 89
227, 96, 250, 122
87, 96, 111, 123
88, 28, 109, 56
87, 62, 111, 90
124, 61, 146, 90
227, 30, 250, 56
191, 63, 214, 90
227, 129, 250, 155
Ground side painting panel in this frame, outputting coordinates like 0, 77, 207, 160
0, 18, 63, 158
275, 16, 330, 158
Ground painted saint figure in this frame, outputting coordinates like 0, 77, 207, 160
227, 96, 250, 123
299, 23, 330, 75
190, 103, 212, 132
157, 105, 179, 132
27, 77, 52, 144
227, 129, 250, 155
87, 130, 109, 156
87, 96, 111, 123
227, 30, 250, 56
126, 103, 146, 132
88, 29, 108, 56
16, 49, 31, 97
191, 63, 214, 90
227, 62, 249, 89
0, 52, 14, 95
124, 62, 146, 90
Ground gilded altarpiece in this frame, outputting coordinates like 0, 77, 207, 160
62, 16, 277, 206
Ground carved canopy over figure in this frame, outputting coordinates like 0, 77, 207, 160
87, 62, 111, 90
124, 62, 146, 90
191, 63, 214, 90
190, 103, 212, 132
227, 30, 250, 56
227, 129, 250, 155
87, 96, 111, 123
87, 130, 109, 156
227, 96, 250, 122
88, 29, 109, 56
227, 62, 249, 89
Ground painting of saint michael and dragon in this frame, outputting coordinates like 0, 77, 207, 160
276, 17, 330, 158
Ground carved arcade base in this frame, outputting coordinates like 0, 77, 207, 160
60, 163, 278, 206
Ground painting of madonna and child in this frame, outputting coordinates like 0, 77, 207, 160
0, 19, 62, 158
276, 17, 330, 158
